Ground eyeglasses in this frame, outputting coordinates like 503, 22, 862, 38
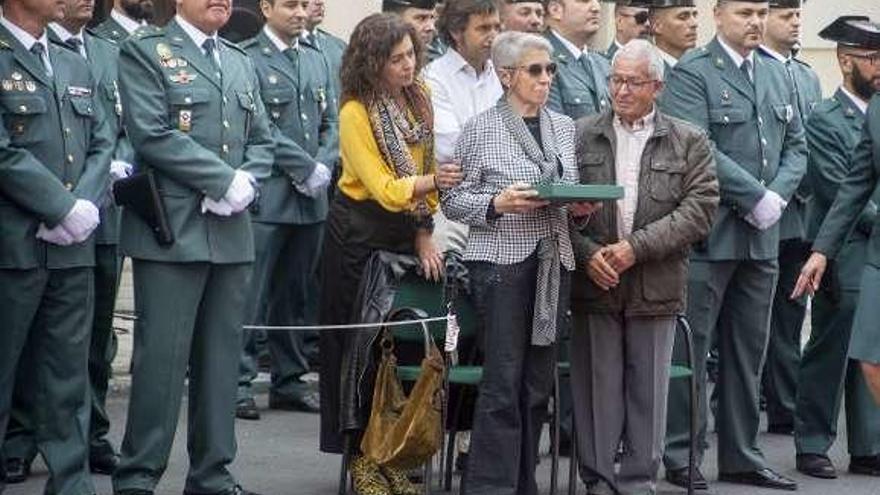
506, 62, 558, 78
849, 52, 880, 67
607, 75, 658, 90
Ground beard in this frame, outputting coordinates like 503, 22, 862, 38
122, 0, 154, 21
852, 62, 880, 102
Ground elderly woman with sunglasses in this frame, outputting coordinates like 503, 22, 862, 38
442, 31, 596, 494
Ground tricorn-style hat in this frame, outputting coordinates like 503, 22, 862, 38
646, 0, 696, 8
768, 0, 803, 8
382, 0, 439, 11
819, 16, 880, 49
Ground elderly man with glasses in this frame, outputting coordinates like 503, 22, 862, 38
570, 39, 718, 495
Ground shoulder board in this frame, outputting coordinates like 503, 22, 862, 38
823, 96, 843, 113
678, 46, 709, 64
133, 25, 163, 40
239, 37, 260, 50
792, 57, 812, 69
219, 37, 246, 55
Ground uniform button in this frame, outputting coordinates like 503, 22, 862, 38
300, 95, 305, 101
64, 127, 71, 135
215, 72, 221, 79
64, 182, 73, 190
66, 154, 74, 163
223, 96, 228, 104
272, 97, 279, 104
763, 159, 768, 166
18, 105, 26, 112
304, 132, 310, 140
761, 138, 767, 146
221, 144, 229, 153
301, 113, 308, 121
223, 120, 230, 128
758, 116, 763, 125
723, 116, 730, 124
184, 97, 192, 104
760, 179, 766, 186
574, 98, 581, 104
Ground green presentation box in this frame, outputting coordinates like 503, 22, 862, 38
534, 183, 624, 203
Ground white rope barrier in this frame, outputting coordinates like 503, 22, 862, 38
112, 312, 451, 331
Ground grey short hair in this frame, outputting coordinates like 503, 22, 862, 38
612, 39, 665, 80
491, 31, 553, 73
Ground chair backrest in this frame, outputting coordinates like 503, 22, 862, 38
389, 273, 478, 346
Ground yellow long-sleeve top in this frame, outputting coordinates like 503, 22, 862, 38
337, 99, 439, 213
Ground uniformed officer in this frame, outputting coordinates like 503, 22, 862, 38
234, 0, 339, 421
545, 0, 610, 123
111, 0, 273, 491
660, 0, 807, 490
383, 0, 439, 49
91, 0, 153, 43
1, 0, 132, 483
603, 0, 651, 60
0, 0, 114, 491
791, 16, 880, 480
648, 0, 699, 73
497, 0, 545, 34
756, 0, 822, 437
302, 0, 346, 111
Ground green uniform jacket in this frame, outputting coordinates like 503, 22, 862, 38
604, 40, 619, 61
426, 37, 447, 63
660, 37, 808, 261
241, 31, 339, 225
0, 27, 114, 270
301, 29, 345, 114
91, 16, 131, 44
545, 32, 611, 120
757, 46, 822, 241
806, 89, 876, 287
813, 95, 880, 266
117, 21, 274, 264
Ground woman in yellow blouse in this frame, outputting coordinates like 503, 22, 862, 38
317, 13, 462, 495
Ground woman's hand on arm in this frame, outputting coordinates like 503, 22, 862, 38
415, 229, 443, 282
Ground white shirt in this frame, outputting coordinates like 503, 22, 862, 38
613, 109, 656, 236
551, 30, 589, 59
175, 14, 220, 68
264, 25, 298, 52
841, 86, 869, 115
759, 44, 790, 63
0, 17, 52, 74
423, 47, 503, 162
718, 36, 754, 81
111, 8, 144, 35
657, 47, 678, 69
49, 23, 86, 58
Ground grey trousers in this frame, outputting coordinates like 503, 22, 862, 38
571, 312, 675, 495
664, 259, 778, 473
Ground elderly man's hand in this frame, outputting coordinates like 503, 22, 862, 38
603, 240, 636, 275
588, 248, 619, 291
434, 162, 463, 191
493, 182, 550, 214
791, 252, 827, 299
570, 201, 602, 218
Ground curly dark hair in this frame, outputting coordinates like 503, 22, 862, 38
339, 13, 425, 104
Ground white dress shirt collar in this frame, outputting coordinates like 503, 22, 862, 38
441, 47, 494, 79
717, 35, 754, 69
657, 48, 678, 68
49, 23, 86, 57
840, 87, 869, 115
759, 44, 790, 63
0, 16, 47, 53
551, 30, 588, 59
264, 25, 298, 52
175, 14, 217, 51
614, 108, 656, 134
111, 8, 144, 35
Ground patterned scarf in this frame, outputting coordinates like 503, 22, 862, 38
367, 78, 435, 219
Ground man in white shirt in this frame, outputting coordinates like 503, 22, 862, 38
92, 0, 152, 42
425, 0, 501, 254
648, 0, 699, 73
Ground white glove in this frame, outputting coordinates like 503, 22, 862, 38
294, 162, 332, 198
36, 223, 76, 246
110, 160, 134, 181
60, 199, 100, 243
223, 170, 256, 212
745, 190, 787, 231
201, 197, 234, 216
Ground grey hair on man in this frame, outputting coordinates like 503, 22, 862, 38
491, 30, 553, 79
612, 39, 665, 81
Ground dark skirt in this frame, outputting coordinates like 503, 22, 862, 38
318, 193, 419, 454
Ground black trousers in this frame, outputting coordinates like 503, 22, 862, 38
463, 255, 569, 495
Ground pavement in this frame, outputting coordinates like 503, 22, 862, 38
6, 266, 880, 495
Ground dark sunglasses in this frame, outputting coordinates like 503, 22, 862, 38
507, 62, 558, 78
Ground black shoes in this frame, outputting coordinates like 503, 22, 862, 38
90, 452, 120, 475
3, 457, 31, 484
269, 390, 320, 413
719, 467, 798, 491
183, 485, 261, 495
850, 455, 880, 476
665, 466, 708, 490
796, 453, 837, 479
236, 398, 261, 420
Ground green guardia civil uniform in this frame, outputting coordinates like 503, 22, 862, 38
545, 31, 611, 120
426, 36, 447, 63
301, 27, 345, 117
660, 37, 808, 474
236, 28, 339, 404
794, 89, 880, 458
2, 27, 132, 470
757, 45, 822, 431
111, 18, 273, 494
814, 95, 880, 366
92, 14, 134, 44
0, 21, 114, 495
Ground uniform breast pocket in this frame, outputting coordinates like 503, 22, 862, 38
772, 103, 794, 126
103, 81, 122, 120
167, 87, 211, 133
708, 108, 748, 127
262, 87, 293, 122
0, 94, 48, 145
236, 90, 257, 139
648, 160, 684, 203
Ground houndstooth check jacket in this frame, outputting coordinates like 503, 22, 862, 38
441, 100, 578, 270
